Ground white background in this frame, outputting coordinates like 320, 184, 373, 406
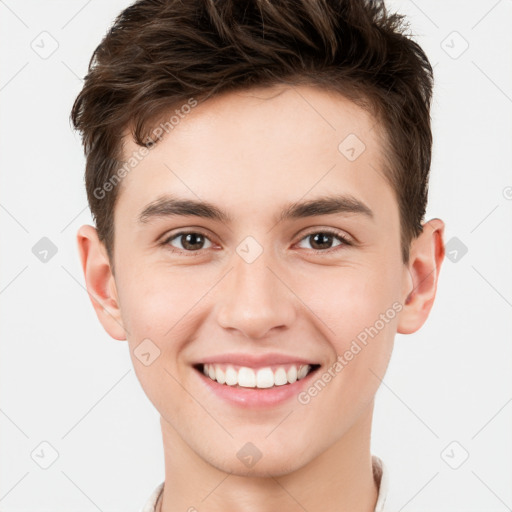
0, 1, 511, 510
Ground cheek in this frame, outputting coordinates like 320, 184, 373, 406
302, 269, 399, 409
115, 266, 205, 412
302, 264, 400, 335
116, 263, 205, 342
295, 264, 400, 394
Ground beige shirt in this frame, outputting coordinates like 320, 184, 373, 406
140, 455, 389, 512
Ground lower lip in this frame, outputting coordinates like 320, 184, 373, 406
195, 367, 320, 409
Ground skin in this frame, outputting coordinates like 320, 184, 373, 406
77, 84, 445, 512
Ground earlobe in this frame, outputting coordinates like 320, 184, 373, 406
397, 218, 445, 335
76, 224, 127, 340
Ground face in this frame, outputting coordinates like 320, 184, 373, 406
92, 85, 416, 476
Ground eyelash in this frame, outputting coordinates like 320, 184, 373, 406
161, 229, 353, 256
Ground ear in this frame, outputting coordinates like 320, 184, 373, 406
76, 224, 126, 340
397, 218, 445, 334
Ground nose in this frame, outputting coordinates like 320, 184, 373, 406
216, 248, 296, 339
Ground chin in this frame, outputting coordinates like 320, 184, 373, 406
210, 450, 307, 478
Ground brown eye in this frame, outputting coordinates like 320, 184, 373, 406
297, 230, 351, 251
165, 232, 212, 252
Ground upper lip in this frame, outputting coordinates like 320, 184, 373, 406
195, 353, 320, 368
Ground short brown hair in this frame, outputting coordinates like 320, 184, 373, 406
71, 0, 434, 264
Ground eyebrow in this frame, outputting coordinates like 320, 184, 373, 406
137, 194, 374, 225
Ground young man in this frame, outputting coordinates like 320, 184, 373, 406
72, 0, 445, 510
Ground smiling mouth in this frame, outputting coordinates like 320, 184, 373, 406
194, 363, 321, 389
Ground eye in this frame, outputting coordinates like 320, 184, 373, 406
296, 229, 352, 252
163, 231, 213, 253
161, 228, 352, 255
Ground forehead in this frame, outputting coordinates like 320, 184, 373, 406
115, 84, 393, 225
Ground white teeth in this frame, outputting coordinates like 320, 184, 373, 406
202, 363, 313, 388
238, 367, 256, 387
297, 365, 309, 380
225, 365, 238, 386
256, 368, 274, 388
216, 367, 226, 385
287, 365, 297, 384
274, 367, 288, 386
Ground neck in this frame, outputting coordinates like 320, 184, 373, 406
158, 403, 378, 512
